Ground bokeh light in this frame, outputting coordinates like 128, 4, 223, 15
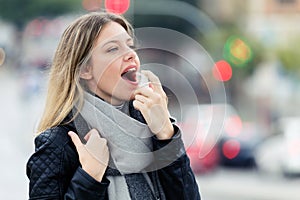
82, 0, 102, 11
223, 35, 253, 67
213, 60, 232, 82
105, 0, 130, 14
25, 19, 46, 37
222, 139, 241, 159
224, 115, 243, 137
0, 48, 5, 66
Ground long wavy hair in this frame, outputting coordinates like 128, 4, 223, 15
37, 12, 133, 134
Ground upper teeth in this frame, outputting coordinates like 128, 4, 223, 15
127, 68, 136, 72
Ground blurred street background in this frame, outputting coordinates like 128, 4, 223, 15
1, 0, 300, 199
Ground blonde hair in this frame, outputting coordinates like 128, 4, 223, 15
37, 12, 133, 134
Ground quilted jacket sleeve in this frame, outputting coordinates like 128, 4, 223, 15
26, 127, 109, 200
152, 124, 201, 200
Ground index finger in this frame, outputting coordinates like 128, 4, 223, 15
141, 70, 164, 93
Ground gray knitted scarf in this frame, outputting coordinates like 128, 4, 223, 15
75, 92, 164, 200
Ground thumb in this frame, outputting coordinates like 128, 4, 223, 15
68, 131, 84, 150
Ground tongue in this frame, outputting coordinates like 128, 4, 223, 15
121, 71, 137, 82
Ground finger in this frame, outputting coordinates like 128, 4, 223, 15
134, 85, 154, 97
141, 70, 164, 93
68, 131, 84, 149
141, 70, 161, 84
84, 131, 92, 141
134, 94, 148, 104
86, 129, 107, 148
133, 99, 145, 111
85, 131, 108, 164
85, 129, 100, 141
87, 129, 106, 144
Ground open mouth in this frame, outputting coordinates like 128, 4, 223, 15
121, 68, 138, 82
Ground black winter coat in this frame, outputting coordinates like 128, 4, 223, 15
26, 104, 201, 200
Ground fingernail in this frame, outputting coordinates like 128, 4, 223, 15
68, 131, 74, 136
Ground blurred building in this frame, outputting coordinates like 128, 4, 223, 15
200, 0, 247, 24
245, 0, 300, 118
198, 0, 300, 127
246, 0, 300, 48
200, 0, 300, 47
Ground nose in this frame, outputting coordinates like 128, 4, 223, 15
123, 47, 136, 61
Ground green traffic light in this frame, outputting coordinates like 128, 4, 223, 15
223, 35, 253, 67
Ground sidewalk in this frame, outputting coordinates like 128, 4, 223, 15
0, 68, 45, 199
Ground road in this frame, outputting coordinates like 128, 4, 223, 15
1, 68, 300, 200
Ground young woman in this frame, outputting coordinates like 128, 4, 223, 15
26, 11, 201, 200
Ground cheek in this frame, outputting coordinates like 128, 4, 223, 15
96, 61, 121, 85
136, 56, 140, 65
91, 58, 111, 80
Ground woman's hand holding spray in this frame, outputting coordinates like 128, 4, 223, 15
133, 70, 174, 140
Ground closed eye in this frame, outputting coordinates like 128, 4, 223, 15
107, 47, 119, 53
129, 45, 137, 50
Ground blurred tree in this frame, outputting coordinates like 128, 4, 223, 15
0, 0, 82, 30
277, 47, 300, 77
201, 22, 264, 77
200, 22, 265, 106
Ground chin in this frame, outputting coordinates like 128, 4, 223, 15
116, 91, 134, 102
125, 92, 135, 101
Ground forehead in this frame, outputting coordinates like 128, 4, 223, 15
94, 21, 131, 46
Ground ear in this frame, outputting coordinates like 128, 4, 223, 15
80, 65, 93, 80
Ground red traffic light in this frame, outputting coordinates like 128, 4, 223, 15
105, 0, 130, 14
213, 60, 232, 82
